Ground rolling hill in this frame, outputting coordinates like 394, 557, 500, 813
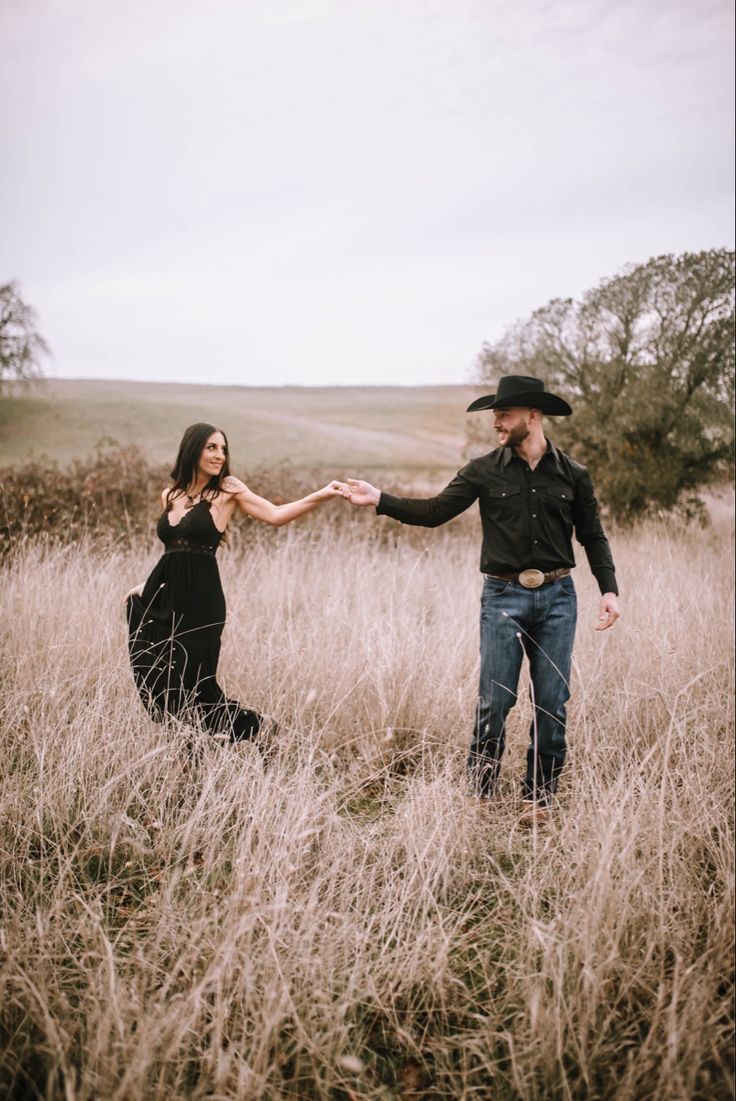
1, 379, 482, 474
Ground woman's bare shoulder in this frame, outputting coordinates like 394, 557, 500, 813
221, 475, 248, 495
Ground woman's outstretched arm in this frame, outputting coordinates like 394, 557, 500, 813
222, 475, 347, 527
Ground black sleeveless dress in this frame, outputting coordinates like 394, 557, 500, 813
126, 499, 262, 741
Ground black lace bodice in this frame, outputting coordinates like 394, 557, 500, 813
156, 499, 223, 556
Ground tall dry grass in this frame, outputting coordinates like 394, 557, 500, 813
0, 506, 733, 1100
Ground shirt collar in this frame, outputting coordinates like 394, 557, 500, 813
495, 437, 559, 470
545, 437, 563, 471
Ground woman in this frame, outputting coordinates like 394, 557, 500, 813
125, 422, 345, 743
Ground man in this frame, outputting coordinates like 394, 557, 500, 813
345, 375, 620, 823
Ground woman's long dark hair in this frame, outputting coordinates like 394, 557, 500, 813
166, 422, 231, 510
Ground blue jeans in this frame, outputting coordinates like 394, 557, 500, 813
468, 574, 577, 803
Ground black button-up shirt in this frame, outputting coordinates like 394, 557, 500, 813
376, 439, 618, 595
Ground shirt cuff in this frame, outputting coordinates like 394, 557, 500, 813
592, 567, 619, 596
376, 491, 396, 516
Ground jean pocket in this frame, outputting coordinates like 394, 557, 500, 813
483, 577, 512, 597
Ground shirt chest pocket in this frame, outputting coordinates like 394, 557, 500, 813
538, 484, 574, 516
485, 484, 522, 509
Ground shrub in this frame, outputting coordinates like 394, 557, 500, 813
0, 443, 424, 557
0, 443, 168, 555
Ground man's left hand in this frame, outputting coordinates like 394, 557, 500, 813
596, 593, 620, 631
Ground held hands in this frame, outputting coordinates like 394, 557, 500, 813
316, 480, 351, 500
596, 593, 620, 631
122, 584, 144, 604
303, 478, 379, 506
342, 479, 381, 507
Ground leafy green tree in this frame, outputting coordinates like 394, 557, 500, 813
474, 249, 735, 522
0, 281, 50, 386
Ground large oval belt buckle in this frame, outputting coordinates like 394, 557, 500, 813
518, 569, 545, 589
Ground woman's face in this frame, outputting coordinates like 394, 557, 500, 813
197, 431, 227, 480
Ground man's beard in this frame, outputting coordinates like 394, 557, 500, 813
499, 424, 530, 448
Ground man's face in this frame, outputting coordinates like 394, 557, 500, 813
493, 407, 532, 448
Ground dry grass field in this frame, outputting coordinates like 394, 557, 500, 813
0, 494, 733, 1100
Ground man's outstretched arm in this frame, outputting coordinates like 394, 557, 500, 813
345, 473, 479, 527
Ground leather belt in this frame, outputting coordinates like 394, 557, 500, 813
486, 567, 571, 589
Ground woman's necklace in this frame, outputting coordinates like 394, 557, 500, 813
185, 487, 204, 508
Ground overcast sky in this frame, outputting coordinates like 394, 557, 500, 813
2, 0, 734, 387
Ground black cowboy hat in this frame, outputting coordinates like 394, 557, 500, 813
466, 374, 572, 416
